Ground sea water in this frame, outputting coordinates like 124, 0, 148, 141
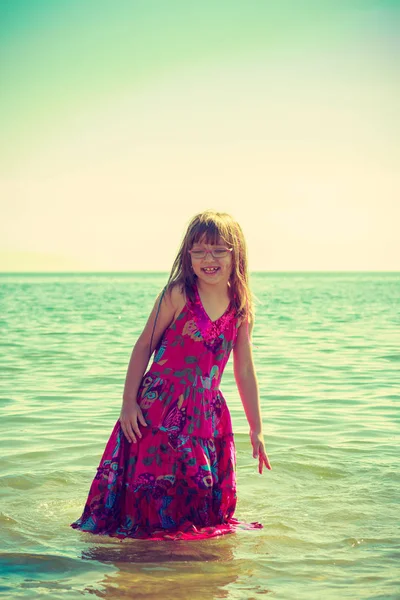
0, 272, 399, 599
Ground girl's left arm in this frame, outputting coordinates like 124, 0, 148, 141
233, 317, 272, 474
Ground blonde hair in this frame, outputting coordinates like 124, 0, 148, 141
166, 210, 254, 323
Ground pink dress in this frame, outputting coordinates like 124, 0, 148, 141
70, 283, 263, 540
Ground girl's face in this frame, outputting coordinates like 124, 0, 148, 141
189, 236, 233, 286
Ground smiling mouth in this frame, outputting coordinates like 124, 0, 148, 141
202, 267, 220, 273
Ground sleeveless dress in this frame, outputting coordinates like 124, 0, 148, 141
70, 283, 263, 540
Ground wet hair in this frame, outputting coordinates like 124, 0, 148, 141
166, 210, 254, 323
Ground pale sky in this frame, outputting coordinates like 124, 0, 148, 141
1, 0, 399, 271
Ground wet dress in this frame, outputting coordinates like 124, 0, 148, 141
70, 283, 263, 540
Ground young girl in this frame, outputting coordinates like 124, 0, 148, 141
70, 210, 271, 541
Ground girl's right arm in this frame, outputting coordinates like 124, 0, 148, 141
119, 285, 183, 443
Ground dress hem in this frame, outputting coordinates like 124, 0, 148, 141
70, 517, 263, 541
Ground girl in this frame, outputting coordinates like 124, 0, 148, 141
70, 210, 271, 541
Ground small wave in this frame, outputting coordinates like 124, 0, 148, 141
0, 552, 98, 576
379, 354, 400, 362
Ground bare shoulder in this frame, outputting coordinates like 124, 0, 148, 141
164, 282, 186, 320
238, 311, 255, 330
234, 313, 255, 348
233, 313, 256, 372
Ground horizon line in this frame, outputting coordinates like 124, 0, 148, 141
1, 270, 399, 275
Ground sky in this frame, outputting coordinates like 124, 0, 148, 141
0, 0, 399, 272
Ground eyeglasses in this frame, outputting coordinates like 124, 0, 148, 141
189, 247, 233, 260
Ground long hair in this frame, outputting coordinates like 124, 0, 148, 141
166, 210, 254, 323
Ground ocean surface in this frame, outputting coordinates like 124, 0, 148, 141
0, 271, 399, 600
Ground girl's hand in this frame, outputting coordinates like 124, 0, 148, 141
119, 401, 148, 443
250, 430, 272, 474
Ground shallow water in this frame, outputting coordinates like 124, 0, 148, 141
0, 272, 399, 599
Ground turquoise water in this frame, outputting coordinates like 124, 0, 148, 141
0, 272, 399, 599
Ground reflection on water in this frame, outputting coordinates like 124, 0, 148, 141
81, 536, 236, 564
79, 535, 267, 599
